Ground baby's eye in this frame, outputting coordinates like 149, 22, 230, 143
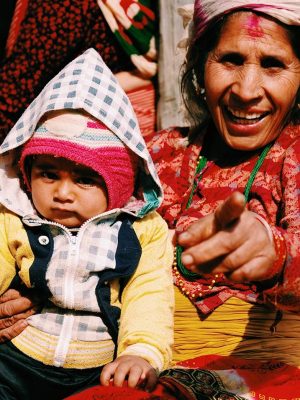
76, 177, 97, 186
41, 171, 58, 180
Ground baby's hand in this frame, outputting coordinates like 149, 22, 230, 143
100, 355, 158, 392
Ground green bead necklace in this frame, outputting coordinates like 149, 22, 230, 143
176, 142, 273, 279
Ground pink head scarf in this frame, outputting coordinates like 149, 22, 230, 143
193, 0, 300, 40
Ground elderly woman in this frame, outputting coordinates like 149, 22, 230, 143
150, 0, 300, 394
1, 0, 300, 399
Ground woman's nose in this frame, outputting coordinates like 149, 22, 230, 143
231, 65, 263, 102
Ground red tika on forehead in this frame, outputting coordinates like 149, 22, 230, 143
245, 14, 264, 38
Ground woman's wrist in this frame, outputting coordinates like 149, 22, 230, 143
254, 214, 286, 279
268, 226, 287, 279
253, 213, 274, 243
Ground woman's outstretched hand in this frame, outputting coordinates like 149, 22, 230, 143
0, 289, 38, 342
177, 191, 276, 282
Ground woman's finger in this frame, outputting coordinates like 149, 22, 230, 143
214, 191, 246, 229
0, 289, 23, 302
177, 214, 216, 246
0, 296, 35, 318
178, 192, 246, 247
228, 255, 276, 282
180, 227, 244, 272
0, 319, 28, 343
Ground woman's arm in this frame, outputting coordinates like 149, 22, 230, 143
177, 138, 300, 311
0, 211, 40, 341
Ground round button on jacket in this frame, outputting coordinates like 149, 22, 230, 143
38, 235, 50, 245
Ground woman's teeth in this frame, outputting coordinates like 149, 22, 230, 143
227, 107, 267, 124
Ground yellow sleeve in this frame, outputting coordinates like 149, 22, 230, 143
0, 208, 18, 294
0, 207, 35, 294
117, 211, 174, 371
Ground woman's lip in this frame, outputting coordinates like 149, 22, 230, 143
226, 106, 269, 122
226, 106, 269, 120
223, 107, 269, 136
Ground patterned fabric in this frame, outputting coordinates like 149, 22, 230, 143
127, 83, 156, 136
64, 383, 178, 400
43, 220, 122, 320
159, 355, 300, 400
0, 0, 157, 141
145, 123, 300, 314
63, 354, 300, 399
193, 0, 300, 40
97, 0, 157, 77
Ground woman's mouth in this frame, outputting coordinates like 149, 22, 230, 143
226, 107, 269, 125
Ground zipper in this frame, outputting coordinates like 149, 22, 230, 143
22, 209, 127, 366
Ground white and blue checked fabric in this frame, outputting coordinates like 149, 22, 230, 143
28, 219, 122, 342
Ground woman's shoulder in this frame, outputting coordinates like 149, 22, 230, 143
145, 126, 190, 159
270, 124, 300, 169
277, 124, 300, 151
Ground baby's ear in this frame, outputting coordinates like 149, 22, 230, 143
19, 154, 34, 193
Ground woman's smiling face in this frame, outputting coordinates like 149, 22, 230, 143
203, 12, 300, 150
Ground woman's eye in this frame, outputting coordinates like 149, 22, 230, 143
220, 53, 244, 66
261, 57, 285, 70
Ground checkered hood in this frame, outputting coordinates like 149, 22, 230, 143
0, 48, 162, 217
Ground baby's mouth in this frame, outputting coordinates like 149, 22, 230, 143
226, 107, 269, 125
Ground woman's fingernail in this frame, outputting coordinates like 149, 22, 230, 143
178, 232, 191, 242
181, 254, 194, 266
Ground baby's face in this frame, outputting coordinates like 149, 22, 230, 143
30, 155, 108, 227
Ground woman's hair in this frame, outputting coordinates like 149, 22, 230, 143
181, 17, 224, 128
181, 10, 300, 127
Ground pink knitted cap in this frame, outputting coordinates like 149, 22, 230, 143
20, 110, 138, 210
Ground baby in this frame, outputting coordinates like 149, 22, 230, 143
0, 49, 174, 400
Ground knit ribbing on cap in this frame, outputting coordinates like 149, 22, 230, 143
20, 138, 136, 210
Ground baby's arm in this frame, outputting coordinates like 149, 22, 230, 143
0, 210, 19, 295
102, 212, 174, 390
